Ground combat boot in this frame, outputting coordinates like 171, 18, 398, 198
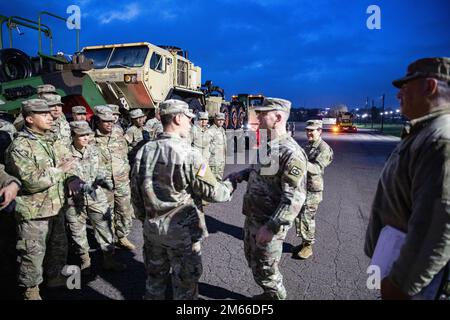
297, 242, 313, 259
103, 252, 127, 272
116, 237, 136, 250
46, 273, 67, 288
23, 286, 42, 300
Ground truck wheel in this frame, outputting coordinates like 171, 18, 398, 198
220, 105, 229, 129
0, 48, 33, 82
229, 105, 238, 129
237, 106, 245, 129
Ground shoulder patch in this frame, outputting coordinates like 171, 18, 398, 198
289, 166, 301, 176
197, 162, 208, 177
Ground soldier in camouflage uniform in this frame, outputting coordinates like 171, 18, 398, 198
205, 112, 227, 180
227, 98, 307, 300
108, 104, 125, 135
13, 84, 58, 131
131, 99, 233, 300
190, 111, 211, 161
5, 99, 78, 300
94, 108, 136, 250
144, 107, 163, 140
0, 164, 21, 299
124, 108, 147, 151
43, 95, 72, 147
72, 106, 88, 122
365, 57, 450, 300
293, 120, 333, 259
64, 121, 126, 273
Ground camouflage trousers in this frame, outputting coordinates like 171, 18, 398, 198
65, 203, 115, 255
244, 217, 289, 300
104, 182, 134, 239
210, 164, 225, 181
294, 191, 323, 244
142, 218, 203, 300
16, 213, 68, 288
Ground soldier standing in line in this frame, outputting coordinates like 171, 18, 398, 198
0, 164, 21, 299
64, 121, 126, 273
144, 106, 163, 140
365, 57, 450, 300
43, 95, 72, 147
71, 106, 88, 122
94, 108, 136, 251
190, 111, 211, 161
227, 98, 307, 300
206, 112, 227, 180
107, 104, 125, 135
131, 99, 233, 300
293, 120, 333, 259
5, 99, 79, 300
124, 108, 147, 151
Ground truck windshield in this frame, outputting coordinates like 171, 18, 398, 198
83, 48, 113, 69
108, 46, 149, 68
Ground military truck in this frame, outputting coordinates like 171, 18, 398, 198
333, 111, 357, 133
0, 12, 107, 119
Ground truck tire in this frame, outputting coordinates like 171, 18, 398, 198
237, 106, 245, 129
220, 104, 230, 129
0, 48, 33, 82
229, 105, 238, 129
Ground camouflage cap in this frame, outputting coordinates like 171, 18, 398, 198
22, 99, 51, 113
95, 106, 115, 121
72, 105, 87, 114
44, 94, 63, 106
255, 97, 291, 112
159, 99, 195, 118
393, 57, 450, 88
215, 112, 226, 120
36, 84, 57, 94
70, 120, 92, 135
306, 119, 323, 130
106, 104, 121, 115
129, 108, 145, 119
198, 111, 209, 120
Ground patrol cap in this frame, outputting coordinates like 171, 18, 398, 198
306, 119, 323, 130
44, 95, 63, 107
159, 99, 195, 118
95, 107, 115, 121
215, 112, 226, 120
22, 99, 51, 113
72, 105, 86, 114
107, 104, 121, 115
70, 121, 92, 135
36, 84, 57, 94
198, 112, 209, 120
254, 97, 291, 112
129, 108, 145, 119
393, 57, 450, 88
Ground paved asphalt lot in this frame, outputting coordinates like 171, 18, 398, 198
18, 122, 401, 300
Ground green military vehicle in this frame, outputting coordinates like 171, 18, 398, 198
0, 12, 107, 120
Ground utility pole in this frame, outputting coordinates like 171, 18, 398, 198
371, 99, 375, 129
380, 94, 385, 132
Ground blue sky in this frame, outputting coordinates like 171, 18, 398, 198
1, 0, 449, 109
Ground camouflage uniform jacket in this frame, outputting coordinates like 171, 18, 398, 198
303, 137, 333, 192
67, 144, 108, 208
0, 119, 17, 140
144, 118, 163, 140
113, 124, 124, 135
0, 163, 20, 188
49, 115, 71, 146
364, 106, 450, 296
94, 129, 130, 189
131, 132, 232, 238
190, 124, 210, 161
124, 125, 144, 151
206, 124, 227, 167
5, 127, 70, 220
242, 133, 307, 233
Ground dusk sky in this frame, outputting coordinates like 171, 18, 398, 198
1, 0, 449, 109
